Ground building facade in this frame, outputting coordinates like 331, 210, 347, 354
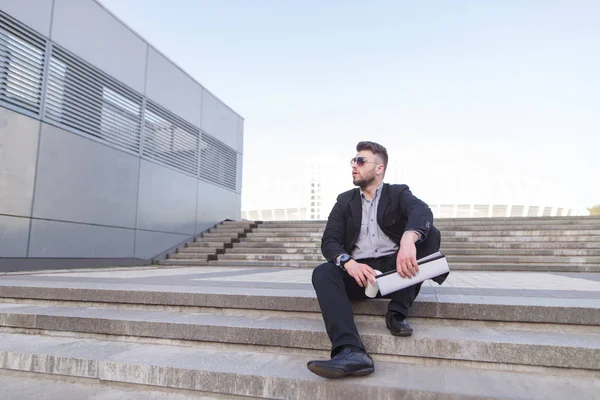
0, 0, 243, 270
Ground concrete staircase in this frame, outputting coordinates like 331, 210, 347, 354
0, 265, 599, 399
164, 220, 257, 266
0, 216, 599, 398
163, 216, 600, 272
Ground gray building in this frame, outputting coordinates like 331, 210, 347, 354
0, 0, 243, 271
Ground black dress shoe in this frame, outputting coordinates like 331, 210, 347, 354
307, 347, 374, 379
385, 311, 413, 336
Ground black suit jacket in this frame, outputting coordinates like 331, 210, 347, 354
321, 183, 435, 263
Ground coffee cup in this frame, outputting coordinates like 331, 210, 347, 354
364, 269, 382, 298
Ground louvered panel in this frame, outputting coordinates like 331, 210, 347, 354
44, 45, 142, 153
142, 101, 199, 176
199, 133, 237, 190
0, 11, 46, 115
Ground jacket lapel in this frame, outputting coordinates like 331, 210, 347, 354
377, 183, 391, 226
349, 189, 362, 237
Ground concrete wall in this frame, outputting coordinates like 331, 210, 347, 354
0, 0, 243, 262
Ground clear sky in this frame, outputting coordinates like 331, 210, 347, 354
98, 0, 600, 211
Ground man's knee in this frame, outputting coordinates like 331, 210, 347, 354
312, 262, 339, 289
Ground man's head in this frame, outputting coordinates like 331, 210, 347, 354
351, 141, 388, 189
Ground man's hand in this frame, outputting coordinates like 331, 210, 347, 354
396, 231, 419, 278
344, 260, 376, 287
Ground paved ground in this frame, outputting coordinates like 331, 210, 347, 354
1, 265, 600, 305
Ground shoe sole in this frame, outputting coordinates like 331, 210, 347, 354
307, 364, 375, 379
386, 320, 413, 337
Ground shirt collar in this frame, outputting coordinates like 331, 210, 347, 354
360, 183, 384, 201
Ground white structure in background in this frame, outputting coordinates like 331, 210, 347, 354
242, 152, 589, 221
243, 207, 310, 221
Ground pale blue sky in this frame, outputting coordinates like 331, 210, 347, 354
99, 0, 600, 209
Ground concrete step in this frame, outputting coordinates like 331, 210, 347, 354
172, 253, 600, 266
240, 237, 320, 243
259, 222, 326, 227
216, 253, 600, 264
436, 217, 600, 223
219, 254, 326, 262
207, 260, 317, 268
437, 224, 600, 232
255, 226, 325, 231
215, 221, 252, 226
157, 260, 209, 266
203, 259, 600, 272
443, 236, 599, 243
169, 253, 212, 260
1, 332, 596, 399
208, 227, 247, 234
220, 220, 256, 226
0, 370, 236, 400
253, 228, 325, 233
435, 216, 600, 224
253, 225, 600, 234
442, 248, 600, 256
450, 263, 600, 272
443, 230, 600, 237
0, 304, 598, 370
257, 217, 598, 226
232, 241, 600, 251
244, 232, 600, 242
257, 216, 600, 227
254, 219, 600, 230
439, 242, 600, 249
201, 232, 245, 238
246, 232, 323, 238
178, 247, 221, 254
2, 274, 597, 324
210, 228, 249, 234
233, 242, 320, 248
445, 255, 600, 264
194, 236, 229, 242
227, 247, 323, 254
224, 247, 600, 257
226, 247, 600, 257
188, 240, 230, 247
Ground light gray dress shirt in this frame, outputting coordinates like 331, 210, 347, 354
351, 184, 398, 260
336, 183, 422, 266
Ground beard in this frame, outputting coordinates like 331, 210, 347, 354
353, 174, 376, 189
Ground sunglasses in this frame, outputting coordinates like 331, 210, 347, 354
350, 157, 377, 166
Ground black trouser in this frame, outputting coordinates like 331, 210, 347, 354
311, 228, 441, 356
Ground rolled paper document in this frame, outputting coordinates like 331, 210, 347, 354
376, 252, 450, 296
364, 269, 382, 298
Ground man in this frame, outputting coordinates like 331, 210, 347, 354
307, 141, 447, 379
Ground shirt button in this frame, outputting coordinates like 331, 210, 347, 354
375, 249, 378, 252
372, 234, 375, 237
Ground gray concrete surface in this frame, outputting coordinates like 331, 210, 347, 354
0, 370, 242, 400
0, 303, 598, 369
0, 332, 598, 400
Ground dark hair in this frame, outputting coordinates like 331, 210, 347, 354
356, 141, 388, 171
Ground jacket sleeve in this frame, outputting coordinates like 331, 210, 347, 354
321, 197, 348, 263
399, 187, 433, 241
